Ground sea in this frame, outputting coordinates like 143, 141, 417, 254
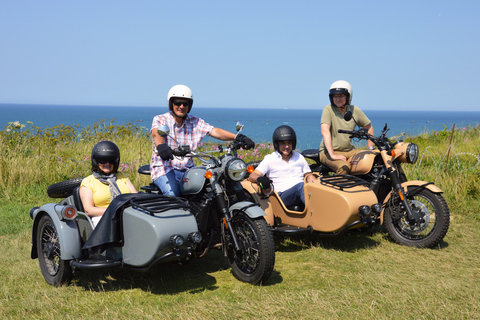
2, 103, 480, 151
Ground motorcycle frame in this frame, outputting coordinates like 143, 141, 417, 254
349, 149, 444, 224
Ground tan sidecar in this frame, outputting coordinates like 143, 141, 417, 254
241, 174, 382, 236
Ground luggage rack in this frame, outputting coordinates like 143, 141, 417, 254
130, 195, 190, 215
320, 175, 370, 190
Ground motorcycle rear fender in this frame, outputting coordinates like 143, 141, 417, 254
229, 201, 266, 219
379, 180, 443, 224
31, 203, 83, 260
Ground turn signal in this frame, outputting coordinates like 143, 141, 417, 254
247, 165, 255, 173
205, 171, 213, 179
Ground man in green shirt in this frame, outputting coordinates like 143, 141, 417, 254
319, 80, 375, 174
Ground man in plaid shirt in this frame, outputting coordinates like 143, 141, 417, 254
150, 85, 255, 196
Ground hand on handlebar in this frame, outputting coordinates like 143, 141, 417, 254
156, 144, 174, 161
235, 134, 255, 150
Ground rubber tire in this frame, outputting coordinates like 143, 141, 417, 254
384, 188, 450, 248
47, 178, 83, 198
227, 212, 275, 285
36, 215, 73, 286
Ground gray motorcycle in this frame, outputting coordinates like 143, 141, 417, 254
138, 122, 275, 285
29, 122, 275, 286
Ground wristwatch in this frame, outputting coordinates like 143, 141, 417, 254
367, 146, 375, 150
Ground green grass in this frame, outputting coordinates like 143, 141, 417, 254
1, 121, 480, 319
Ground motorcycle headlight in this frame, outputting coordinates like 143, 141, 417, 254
406, 143, 419, 164
225, 158, 247, 181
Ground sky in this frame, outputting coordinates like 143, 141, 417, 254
1, 1, 479, 111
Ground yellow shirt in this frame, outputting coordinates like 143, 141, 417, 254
80, 173, 132, 208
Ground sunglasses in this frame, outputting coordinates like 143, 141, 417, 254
98, 159, 115, 164
172, 100, 191, 107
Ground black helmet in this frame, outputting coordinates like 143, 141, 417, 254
91, 141, 120, 174
272, 125, 297, 152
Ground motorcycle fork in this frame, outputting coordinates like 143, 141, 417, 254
387, 167, 417, 222
210, 177, 242, 252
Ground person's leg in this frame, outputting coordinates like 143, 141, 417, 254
320, 151, 357, 175
279, 182, 305, 207
153, 170, 181, 196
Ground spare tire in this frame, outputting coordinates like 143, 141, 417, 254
47, 178, 84, 198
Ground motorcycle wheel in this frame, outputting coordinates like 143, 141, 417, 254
36, 215, 73, 286
226, 212, 275, 285
384, 187, 450, 248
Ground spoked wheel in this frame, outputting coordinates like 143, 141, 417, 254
226, 212, 275, 285
36, 215, 73, 286
384, 187, 450, 248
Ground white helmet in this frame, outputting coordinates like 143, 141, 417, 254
329, 80, 352, 107
167, 84, 193, 113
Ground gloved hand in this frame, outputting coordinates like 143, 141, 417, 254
257, 176, 271, 190
156, 144, 173, 161
235, 134, 255, 150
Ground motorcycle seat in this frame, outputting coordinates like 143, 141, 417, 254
72, 186, 84, 212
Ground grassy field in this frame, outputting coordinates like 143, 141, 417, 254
1, 120, 479, 319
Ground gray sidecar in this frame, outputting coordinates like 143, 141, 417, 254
30, 185, 201, 286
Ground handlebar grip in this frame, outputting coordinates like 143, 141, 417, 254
338, 129, 353, 134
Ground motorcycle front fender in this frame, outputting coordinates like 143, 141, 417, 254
229, 201, 266, 219
379, 180, 443, 224
31, 203, 82, 260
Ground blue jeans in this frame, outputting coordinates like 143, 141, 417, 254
278, 182, 305, 208
153, 169, 185, 196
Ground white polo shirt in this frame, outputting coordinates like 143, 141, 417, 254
256, 151, 311, 193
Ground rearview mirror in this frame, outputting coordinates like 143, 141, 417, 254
344, 111, 353, 121
236, 121, 244, 132
157, 125, 170, 137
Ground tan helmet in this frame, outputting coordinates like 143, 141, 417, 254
167, 84, 193, 113
329, 80, 352, 107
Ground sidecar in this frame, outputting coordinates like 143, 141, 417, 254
29, 183, 201, 286
242, 174, 382, 236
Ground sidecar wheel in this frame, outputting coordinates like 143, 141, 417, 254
226, 212, 275, 285
36, 215, 73, 286
384, 188, 450, 248
47, 178, 83, 198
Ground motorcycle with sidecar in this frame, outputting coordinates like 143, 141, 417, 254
242, 111, 450, 248
30, 121, 275, 286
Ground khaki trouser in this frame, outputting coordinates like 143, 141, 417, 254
319, 149, 359, 175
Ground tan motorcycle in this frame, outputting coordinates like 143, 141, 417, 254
242, 111, 450, 248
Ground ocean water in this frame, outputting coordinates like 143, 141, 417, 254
2, 103, 480, 151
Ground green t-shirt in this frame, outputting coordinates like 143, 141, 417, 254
319, 105, 371, 153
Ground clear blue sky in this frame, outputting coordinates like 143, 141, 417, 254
1, 1, 479, 111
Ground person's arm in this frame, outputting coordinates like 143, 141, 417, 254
249, 169, 272, 191
248, 169, 264, 184
321, 123, 347, 161
210, 127, 236, 141
79, 186, 106, 217
362, 123, 375, 149
151, 127, 165, 147
126, 179, 137, 193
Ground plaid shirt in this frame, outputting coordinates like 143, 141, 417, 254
150, 112, 213, 181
